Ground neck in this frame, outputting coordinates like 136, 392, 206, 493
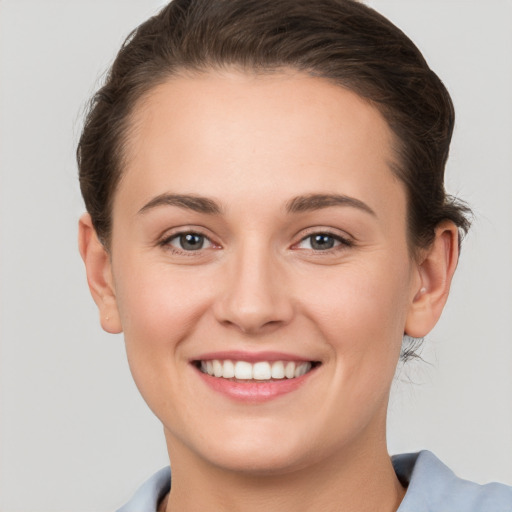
163, 427, 405, 512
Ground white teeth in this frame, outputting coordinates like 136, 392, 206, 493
234, 361, 253, 380
253, 361, 271, 380
285, 361, 295, 379
223, 359, 235, 378
213, 359, 223, 377
199, 359, 314, 380
271, 361, 285, 379
294, 362, 311, 377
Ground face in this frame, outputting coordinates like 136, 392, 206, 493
108, 71, 420, 474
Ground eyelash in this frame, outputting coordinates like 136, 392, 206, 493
294, 231, 354, 253
158, 229, 353, 255
158, 230, 216, 256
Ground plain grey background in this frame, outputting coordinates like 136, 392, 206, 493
1, 1, 511, 510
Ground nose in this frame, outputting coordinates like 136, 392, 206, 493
213, 242, 294, 335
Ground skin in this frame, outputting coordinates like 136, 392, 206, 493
79, 70, 459, 511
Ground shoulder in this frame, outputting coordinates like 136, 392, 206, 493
116, 466, 171, 512
393, 450, 512, 512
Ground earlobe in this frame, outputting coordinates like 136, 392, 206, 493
405, 221, 459, 338
78, 213, 123, 334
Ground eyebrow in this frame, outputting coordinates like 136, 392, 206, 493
138, 193, 222, 215
137, 192, 375, 217
286, 194, 376, 216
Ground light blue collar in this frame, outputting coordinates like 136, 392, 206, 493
117, 451, 512, 511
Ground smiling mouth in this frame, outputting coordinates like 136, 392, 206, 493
194, 359, 320, 381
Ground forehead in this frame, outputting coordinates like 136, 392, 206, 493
116, 70, 403, 222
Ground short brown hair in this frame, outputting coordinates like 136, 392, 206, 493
77, 0, 471, 249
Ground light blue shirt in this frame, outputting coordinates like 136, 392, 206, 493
117, 451, 512, 511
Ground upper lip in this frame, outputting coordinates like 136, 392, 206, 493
191, 350, 318, 363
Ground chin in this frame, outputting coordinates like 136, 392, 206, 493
170, 420, 323, 476
203, 443, 316, 476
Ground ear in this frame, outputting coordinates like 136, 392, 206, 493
78, 213, 122, 334
405, 221, 459, 338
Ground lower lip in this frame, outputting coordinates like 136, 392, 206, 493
195, 366, 318, 403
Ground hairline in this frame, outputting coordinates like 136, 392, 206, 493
106, 64, 420, 258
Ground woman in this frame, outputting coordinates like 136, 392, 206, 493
77, 0, 511, 510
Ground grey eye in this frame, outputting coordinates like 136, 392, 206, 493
179, 233, 204, 250
308, 234, 337, 250
168, 233, 210, 251
295, 232, 351, 252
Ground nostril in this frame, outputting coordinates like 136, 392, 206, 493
217, 316, 289, 336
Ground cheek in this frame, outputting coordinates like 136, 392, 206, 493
298, 257, 413, 430
112, 260, 219, 421
113, 260, 214, 377
299, 255, 412, 367
115, 260, 212, 337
